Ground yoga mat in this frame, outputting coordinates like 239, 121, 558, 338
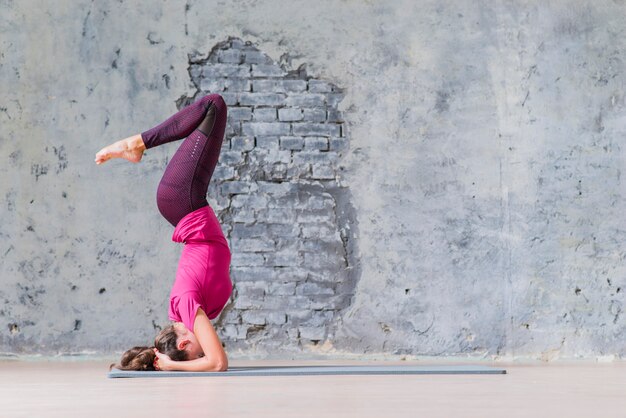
108, 364, 506, 378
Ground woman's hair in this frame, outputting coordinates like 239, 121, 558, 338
109, 324, 188, 371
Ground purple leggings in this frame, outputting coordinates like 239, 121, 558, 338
141, 93, 228, 227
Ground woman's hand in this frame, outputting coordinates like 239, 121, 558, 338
153, 348, 173, 371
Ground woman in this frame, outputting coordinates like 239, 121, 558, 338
97, 93, 231, 372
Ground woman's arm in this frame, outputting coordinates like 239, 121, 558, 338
193, 307, 228, 370
157, 307, 228, 372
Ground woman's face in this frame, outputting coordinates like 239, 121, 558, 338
174, 322, 205, 359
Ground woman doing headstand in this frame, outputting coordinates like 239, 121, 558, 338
96, 93, 231, 372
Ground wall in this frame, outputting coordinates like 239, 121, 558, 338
0, 0, 624, 360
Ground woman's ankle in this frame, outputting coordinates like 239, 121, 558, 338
128, 134, 147, 151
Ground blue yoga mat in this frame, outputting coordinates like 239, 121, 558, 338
108, 364, 506, 378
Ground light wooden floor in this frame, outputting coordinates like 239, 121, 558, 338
1, 359, 624, 418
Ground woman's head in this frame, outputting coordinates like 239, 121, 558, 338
109, 323, 198, 371
169, 322, 205, 360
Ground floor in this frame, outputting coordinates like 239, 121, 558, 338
1, 359, 624, 418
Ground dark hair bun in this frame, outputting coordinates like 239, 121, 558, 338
109, 346, 156, 371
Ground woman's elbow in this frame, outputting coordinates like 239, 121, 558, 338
214, 361, 228, 372
205, 357, 228, 372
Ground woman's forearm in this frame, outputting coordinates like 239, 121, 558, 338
168, 356, 228, 372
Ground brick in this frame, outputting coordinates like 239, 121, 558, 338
233, 295, 264, 309
296, 282, 335, 296
231, 267, 278, 282
231, 252, 265, 267
284, 93, 325, 107
327, 109, 344, 122
301, 224, 338, 239
253, 79, 307, 92
302, 108, 326, 122
256, 208, 296, 224
230, 207, 256, 223
308, 80, 334, 93
286, 164, 311, 178
278, 107, 303, 122
292, 123, 340, 137
221, 181, 254, 195
222, 324, 247, 339
243, 50, 273, 64
252, 107, 277, 121
238, 92, 286, 106
219, 151, 245, 165
298, 240, 342, 254
292, 151, 339, 165
209, 195, 231, 212
231, 223, 268, 239
231, 194, 268, 208
228, 107, 252, 121
219, 310, 241, 325
200, 78, 226, 92
268, 281, 296, 295
263, 311, 288, 325
299, 326, 326, 340
263, 295, 312, 309
200, 78, 250, 92
267, 223, 300, 235
312, 294, 352, 310
304, 136, 329, 151
202, 64, 250, 78
224, 120, 239, 136
311, 164, 336, 180
242, 122, 291, 136
287, 310, 313, 323
307, 194, 334, 209
266, 149, 292, 164
212, 166, 236, 181
296, 214, 335, 227
231, 136, 255, 151
303, 252, 344, 269
288, 310, 333, 326
251, 64, 288, 77
325, 93, 344, 106
329, 137, 348, 151
232, 237, 275, 252
306, 311, 334, 327
301, 273, 335, 288
220, 92, 239, 106
241, 310, 266, 325
264, 249, 301, 267
276, 267, 309, 282
257, 181, 297, 195
267, 163, 288, 180
279, 136, 304, 150
224, 78, 251, 92
235, 280, 268, 296
217, 49, 242, 63
242, 310, 287, 326
255, 136, 280, 149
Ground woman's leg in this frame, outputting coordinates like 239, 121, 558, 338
94, 94, 220, 165
141, 94, 219, 149
155, 95, 228, 227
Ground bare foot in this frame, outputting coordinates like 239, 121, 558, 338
95, 134, 146, 165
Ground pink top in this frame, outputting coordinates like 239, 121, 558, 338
168, 205, 232, 332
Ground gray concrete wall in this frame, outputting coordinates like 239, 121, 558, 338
0, 0, 624, 360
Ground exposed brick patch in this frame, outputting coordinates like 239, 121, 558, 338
181, 37, 357, 352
